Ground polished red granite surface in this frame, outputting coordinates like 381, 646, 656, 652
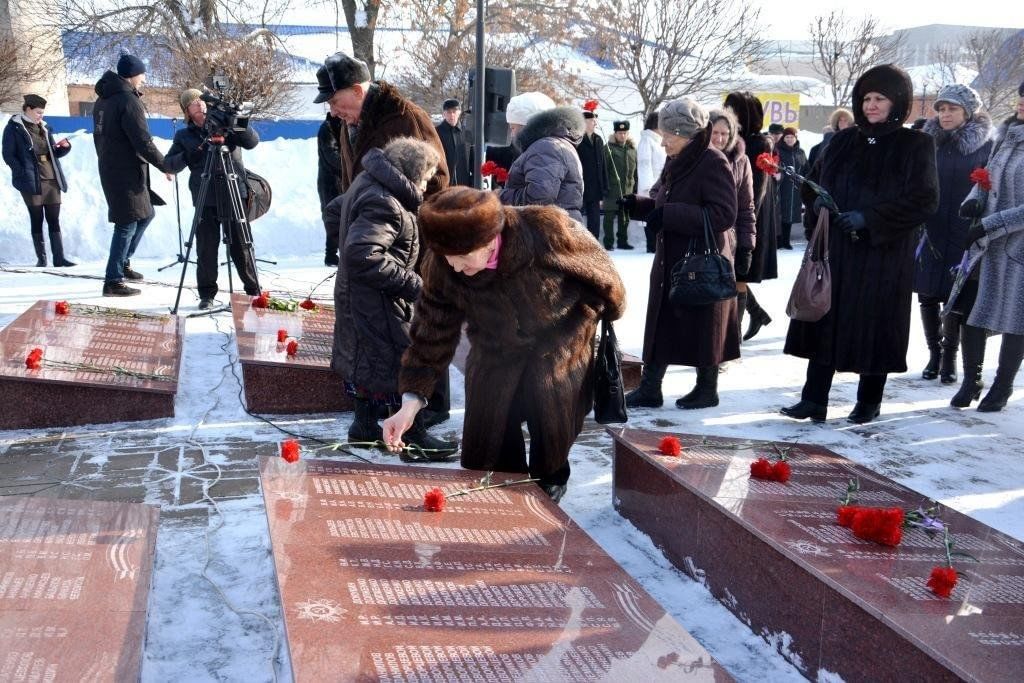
230, 293, 351, 414
0, 497, 159, 681
260, 457, 732, 682
611, 427, 1024, 682
0, 301, 183, 428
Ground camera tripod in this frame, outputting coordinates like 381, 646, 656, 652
170, 137, 261, 317
158, 118, 195, 273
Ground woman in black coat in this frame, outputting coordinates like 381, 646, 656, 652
623, 97, 739, 410
776, 127, 808, 249
915, 85, 993, 383
781, 64, 939, 424
724, 91, 778, 341
2, 94, 74, 267
325, 138, 455, 456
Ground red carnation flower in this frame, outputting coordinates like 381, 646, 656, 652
280, 439, 300, 463
25, 347, 43, 369
54, 301, 70, 315
926, 566, 958, 598
750, 457, 774, 479
849, 507, 904, 546
755, 152, 779, 174
480, 160, 499, 176
969, 167, 992, 192
277, 329, 288, 343
771, 460, 792, 483
494, 167, 509, 183
836, 505, 861, 527
658, 436, 682, 456
299, 298, 317, 311
286, 339, 298, 356
424, 487, 446, 512
582, 99, 599, 112
252, 295, 269, 309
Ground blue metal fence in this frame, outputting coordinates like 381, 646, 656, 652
38, 116, 323, 140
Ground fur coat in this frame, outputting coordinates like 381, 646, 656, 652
327, 148, 423, 392
338, 81, 449, 198
915, 112, 994, 299
723, 136, 756, 252
631, 128, 740, 367
740, 133, 779, 282
950, 118, 1024, 335
499, 107, 586, 225
777, 140, 808, 224
399, 206, 625, 478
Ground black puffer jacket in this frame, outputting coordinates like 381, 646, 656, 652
499, 107, 586, 224
164, 120, 258, 206
326, 148, 424, 393
92, 71, 166, 224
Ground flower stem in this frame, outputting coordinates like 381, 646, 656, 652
449, 477, 540, 498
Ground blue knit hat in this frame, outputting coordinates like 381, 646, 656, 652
117, 53, 146, 78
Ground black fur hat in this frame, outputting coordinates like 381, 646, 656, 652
723, 91, 764, 137
851, 64, 914, 128
1019, 80, 1024, 97
314, 52, 371, 103
442, 98, 460, 110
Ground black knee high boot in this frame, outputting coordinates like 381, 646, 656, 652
978, 334, 1024, 412
920, 299, 942, 379
951, 325, 986, 408
49, 230, 76, 267
625, 361, 666, 408
32, 230, 46, 267
675, 366, 719, 409
736, 290, 747, 339
939, 311, 960, 384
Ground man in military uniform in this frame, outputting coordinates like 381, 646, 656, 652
603, 120, 637, 250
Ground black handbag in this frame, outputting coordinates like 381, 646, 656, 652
244, 170, 273, 221
593, 318, 628, 424
669, 209, 737, 307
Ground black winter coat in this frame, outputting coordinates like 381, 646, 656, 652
576, 132, 608, 202
92, 71, 166, 224
316, 114, 344, 211
631, 128, 740, 367
914, 113, 994, 299
164, 121, 258, 207
785, 125, 939, 373
777, 140, 807, 224
326, 148, 423, 393
435, 120, 471, 186
739, 134, 778, 282
2, 116, 70, 195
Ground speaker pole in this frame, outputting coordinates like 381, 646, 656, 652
473, 0, 486, 189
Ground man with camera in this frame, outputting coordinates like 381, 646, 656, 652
165, 88, 261, 309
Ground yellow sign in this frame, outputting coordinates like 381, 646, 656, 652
755, 92, 800, 131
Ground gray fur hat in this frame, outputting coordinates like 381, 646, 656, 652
934, 84, 982, 119
658, 97, 709, 138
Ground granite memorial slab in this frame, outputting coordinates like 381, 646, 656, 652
0, 496, 159, 682
0, 300, 184, 429
231, 293, 352, 414
611, 427, 1024, 682
260, 457, 732, 682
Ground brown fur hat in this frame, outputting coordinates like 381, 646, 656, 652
418, 187, 505, 255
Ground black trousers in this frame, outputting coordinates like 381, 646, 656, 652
582, 200, 601, 239
195, 205, 261, 299
801, 361, 887, 405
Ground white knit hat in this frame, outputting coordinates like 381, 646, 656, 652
505, 91, 556, 125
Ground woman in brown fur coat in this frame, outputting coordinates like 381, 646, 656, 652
381, 187, 626, 502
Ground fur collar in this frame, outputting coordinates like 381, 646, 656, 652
361, 148, 422, 212
724, 135, 746, 163
922, 111, 993, 155
360, 81, 416, 128
996, 116, 1024, 143
516, 106, 585, 152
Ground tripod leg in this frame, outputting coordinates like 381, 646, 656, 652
171, 149, 218, 315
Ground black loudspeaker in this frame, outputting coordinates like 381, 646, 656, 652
466, 67, 516, 146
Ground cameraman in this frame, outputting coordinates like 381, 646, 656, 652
165, 88, 261, 309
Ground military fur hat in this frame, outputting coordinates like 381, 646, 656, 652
768, 123, 785, 134
314, 52, 371, 103
418, 187, 505, 255
613, 120, 630, 132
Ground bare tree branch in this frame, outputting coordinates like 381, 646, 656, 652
808, 11, 903, 107
960, 28, 1023, 119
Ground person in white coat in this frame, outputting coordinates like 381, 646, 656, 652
635, 111, 667, 252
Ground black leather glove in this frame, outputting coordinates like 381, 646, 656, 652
835, 211, 865, 235
734, 248, 753, 277
616, 194, 637, 212
644, 206, 664, 232
964, 223, 987, 248
959, 198, 983, 219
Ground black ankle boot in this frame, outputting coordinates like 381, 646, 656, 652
625, 362, 666, 408
400, 412, 459, 461
49, 230, 76, 267
32, 231, 46, 267
780, 400, 827, 422
743, 290, 772, 341
676, 366, 719, 409
977, 334, 1024, 412
920, 300, 942, 379
951, 325, 986, 408
848, 402, 881, 424
348, 398, 383, 444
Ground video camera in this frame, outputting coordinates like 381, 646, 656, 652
200, 73, 253, 137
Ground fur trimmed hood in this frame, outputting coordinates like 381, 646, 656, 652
516, 106, 585, 152
922, 111, 994, 156
361, 147, 423, 212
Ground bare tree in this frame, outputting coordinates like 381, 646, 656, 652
386, 1, 588, 110
960, 28, 1024, 120
304, 0, 382, 76
929, 41, 963, 89
0, 2, 68, 109
0, 33, 23, 109
808, 11, 903, 107
584, 0, 767, 117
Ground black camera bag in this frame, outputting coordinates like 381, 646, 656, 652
244, 170, 272, 221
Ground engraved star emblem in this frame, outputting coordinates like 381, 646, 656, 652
295, 598, 346, 623
787, 540, 832, 557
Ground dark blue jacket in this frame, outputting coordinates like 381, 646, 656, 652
164, 120, 258, 207
2, 115, 70, 195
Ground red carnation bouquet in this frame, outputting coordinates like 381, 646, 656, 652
969, 167, 992, 192
755, 152, 838, 213
480, 160, 509, 184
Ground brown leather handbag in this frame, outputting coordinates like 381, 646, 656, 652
786, 209, 831, 322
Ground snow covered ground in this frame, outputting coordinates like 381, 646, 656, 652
2, 134, 1023, 681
